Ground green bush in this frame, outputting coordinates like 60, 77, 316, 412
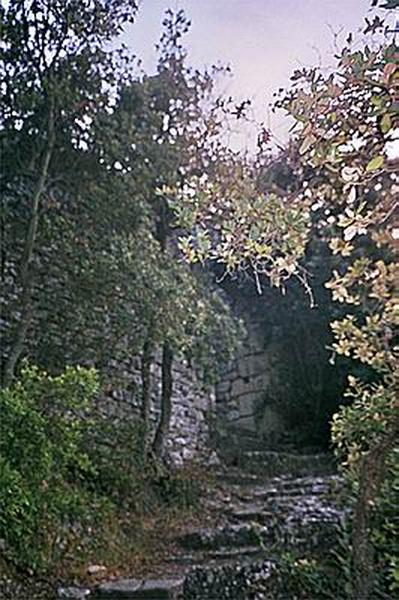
0, 364, 203, 574
332, 380, 398, 596
0, 364, 101, 571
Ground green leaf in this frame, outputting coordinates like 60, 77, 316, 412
371, 95, 382, 108
380, 113, 391, 134
366, 155, 384, 172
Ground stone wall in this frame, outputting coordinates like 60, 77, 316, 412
89, 354, 215, 466
215, 289, 291, 452
1, 258, 215, 466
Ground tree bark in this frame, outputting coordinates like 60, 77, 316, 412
2, 103, 55, 387
141, 334, 154, 433
152, 342, 173, 458
352, 424, 397, 600
151, 195, 174, 458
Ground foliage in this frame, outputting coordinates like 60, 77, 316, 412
1, 4, 241, 387
1, 0, 396, 590
175, 157, 312, 293
175, 4, 398, 597
278, 19, 397, 596
0, 364, 101, 571
0, 3, 242, 467
332, 380, 399, 594
265, 552, 340, 599
0, 0, 139, 384
82, 416, 149, 509
151, 463, 207, 511
0, 364, 204, 574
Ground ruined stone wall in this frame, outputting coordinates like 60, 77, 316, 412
215, 291, 292, 451
1, 258, 215, 466
96, 354, 215, 465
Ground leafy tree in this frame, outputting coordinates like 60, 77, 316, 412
1, 6, 241, 460
176, 6, 398, 596
371, 0, 399, 8
0, 364, 100, 570
274, 19, 397, 596
0, 0, 139, 385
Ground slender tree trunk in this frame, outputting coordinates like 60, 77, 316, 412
152, 342, 173, 458
2, 103, 55, 387
352, 425, 397, 600
141, 334, 154, 438
151, 196, 174, 458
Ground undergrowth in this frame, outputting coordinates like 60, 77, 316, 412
0, 364, 205, 580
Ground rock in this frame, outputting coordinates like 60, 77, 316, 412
58, 587, 91, 599
174, 436, 188, 446
96, 577, 184, 599
206, 450, 221, 467
226, 409, 240, 422
87, 564, 107, 576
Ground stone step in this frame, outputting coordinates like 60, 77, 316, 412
236, 451, 336, 477
267, 474, 340, 493
216, 462, 337, 487
220, 475, 342, 506
166, 544, 266, 569
221, 434, 272, 452
228, 501, 340, 518
216, 471, 268, 485
94, 578, 184, 599
256, 494, 334, 510
182, 558, 277, 600
69, 459, 345, 600
178, 502, 342, 555
208, 545, 264, 561
177, 523, 261, 551
227, 505, 274, 524
180, 507, 342, 558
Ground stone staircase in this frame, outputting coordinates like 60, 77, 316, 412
59, 449, 346, 600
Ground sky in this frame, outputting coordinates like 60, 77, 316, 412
122, 1, 380, 151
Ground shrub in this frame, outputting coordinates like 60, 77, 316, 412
0, 364, 101, 571
331, 380, 399, 596
0, 364, 203, 574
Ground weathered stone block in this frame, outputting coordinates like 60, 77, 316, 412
238, 394, 257, 418
215, 380, 231, 395
96, 578, 184, 599
230, 378, 251, 398
58, 587, 91, 599
237, 414, 256, 431
226, 409, 240, 422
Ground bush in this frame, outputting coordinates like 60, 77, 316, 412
0, 364, 203, 575
0, 364, 101, 571
332, 380, 399, 596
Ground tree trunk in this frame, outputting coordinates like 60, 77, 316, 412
141, 335, 154, 435
352, 424, 397, 600
2, 103, 55, 387
152, 342, 173, 458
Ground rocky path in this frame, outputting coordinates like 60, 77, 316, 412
60, 448, 345, 599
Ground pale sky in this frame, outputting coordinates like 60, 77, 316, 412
122, 1, 379, 151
